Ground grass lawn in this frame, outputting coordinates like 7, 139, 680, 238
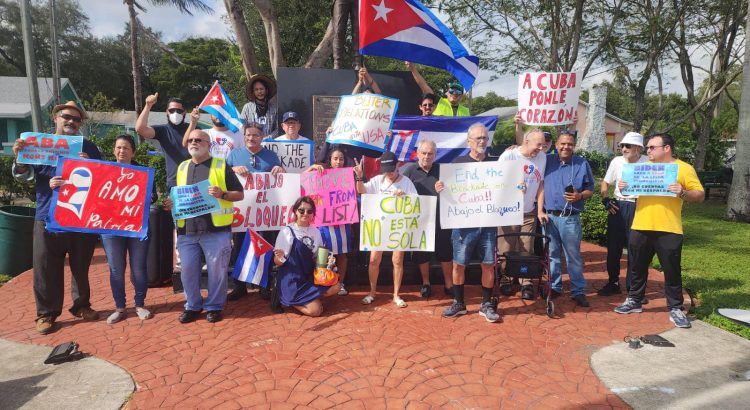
0, 274, 11, 287
677, 199, 750, 339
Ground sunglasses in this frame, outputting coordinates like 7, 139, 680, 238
296, 208, 314, 215
167, 108, 185, 114
620, 143, 634, 149
448, 89, 463, 96
646, 145, 664, 151
59, 114, 82, 123
187, 138, 205, 144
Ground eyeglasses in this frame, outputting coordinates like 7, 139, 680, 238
620, 143, 633, 149
448, 89, 463, 96
296, 208, 314, 215
59, 114, 82, 123
187, 138, 205, 144
646, 145, 664, 151
471, 136, 489, 142
167, 108, 185, 114
420, 103, 435, 108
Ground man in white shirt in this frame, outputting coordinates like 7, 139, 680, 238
275, 112, 310, 141
182, 109, 242, 160
599, 132, 648, 296
497, 129, 547, 300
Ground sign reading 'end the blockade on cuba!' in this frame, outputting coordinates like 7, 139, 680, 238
517, 72, 581, 126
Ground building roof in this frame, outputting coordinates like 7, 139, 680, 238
0, 76, 79, 118
87, 111, 213, 129
577, 100, 634, 126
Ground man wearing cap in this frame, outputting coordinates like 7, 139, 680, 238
241, 74, 278, 139
182, 108, 243, 160
136, 93, 190, 190
408, 62, 470, 117
276, 112, 310, 141
541, 131, 595, 307
598, 132, 648, 297
11, 101, 102, 334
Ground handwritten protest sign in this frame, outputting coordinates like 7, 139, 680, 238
359, 194, 436, 252
169, 180, 221, 220
300, 167, 358, 227
326, 93, 398, 152
439, 161, 524, 229
621, 163, 678, 197
18, 132, 83, 166
262, 140, 314, 173
232, 172, 301, 232
517, 72, 581, 126
47, 158, 153, 238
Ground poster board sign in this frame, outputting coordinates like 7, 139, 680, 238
18, 132, 83, 166
47, 158, 153, 238
439, 161, 524, 229
359, 194, 436, 252
517, 72, 581, 126
170, 179, 221, 220
232, 172, 301, 232
300, 167, 358, 227
326, 93, 398, 152
621, 163, 678, 196
262, 140, 314, 173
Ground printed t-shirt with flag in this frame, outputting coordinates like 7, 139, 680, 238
232, 229, 274, 287
199, 81, 244, 133
359, 0, 479, 90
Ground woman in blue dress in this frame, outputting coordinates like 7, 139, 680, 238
273, 196, 341, 316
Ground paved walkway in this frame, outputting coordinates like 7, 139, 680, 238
0, 243, 677, 409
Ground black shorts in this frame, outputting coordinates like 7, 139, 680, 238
411, 227, 453, 264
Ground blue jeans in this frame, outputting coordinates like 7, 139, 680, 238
177, 230, 232, 312
546, 214, 587, 296
101, 235, 150, 309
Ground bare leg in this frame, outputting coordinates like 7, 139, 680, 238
453, 263, 466, 285
441, 261, 453, 288
481, 263, 494, 288
324, 283, 342, 297
337, 254, 348, 283
294, 299, 323, 317
418, 262, 430, 285
392, 251, 405, 299
368, 251, 383, 298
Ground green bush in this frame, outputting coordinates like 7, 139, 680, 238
0, 156, 36, 204
576, 150, 611, 179
581, 191, 608, 245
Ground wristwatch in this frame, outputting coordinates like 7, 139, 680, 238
221, 192, 227, 200
679, 190, 687, 199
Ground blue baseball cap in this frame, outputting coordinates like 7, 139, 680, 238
282, 111, 300, 123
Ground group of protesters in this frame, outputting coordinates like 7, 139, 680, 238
11, 63, 704, 335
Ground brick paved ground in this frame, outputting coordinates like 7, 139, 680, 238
0, 243, 675, 409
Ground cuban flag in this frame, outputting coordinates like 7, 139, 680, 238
232, 229, 274, 287
391, 115, 497, 163
55, 167, 92, 219
359, 0, 479, 90
199, 81, 244, 133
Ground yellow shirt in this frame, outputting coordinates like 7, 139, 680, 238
432, 98, 470, 117
631, 159, 704, 235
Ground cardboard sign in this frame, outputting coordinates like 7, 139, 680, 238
261, 140, 314, 173
517, 72, 581, 126
232, 172, 301, 232
300, 167, 359, 227
170, 179, 221, 220
439, 161, 524, 229
326, 93, 399, 152
359, 194, 436, 252
18, 132, 83, 166
621, 163, 678, 196
47, 158, 153, 238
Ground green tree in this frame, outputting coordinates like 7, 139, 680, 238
470, 92, 516, 115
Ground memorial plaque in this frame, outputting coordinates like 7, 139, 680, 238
312, 95, 342, 147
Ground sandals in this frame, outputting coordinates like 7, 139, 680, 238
362, 295, 375, 305
393, 297, 407, 308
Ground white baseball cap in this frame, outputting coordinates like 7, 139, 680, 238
620, 132, 644, 147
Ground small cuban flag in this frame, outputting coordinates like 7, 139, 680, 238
198, 81, 244, 133
232, 229, 274, 288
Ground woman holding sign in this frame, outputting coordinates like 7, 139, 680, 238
273, 196, 341, 317
307, 148, 353, 296
100, 134, 156, 324
355, 151, 418, 308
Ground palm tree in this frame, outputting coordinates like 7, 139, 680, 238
727, 0, 750, 222
124, 0, 212, 113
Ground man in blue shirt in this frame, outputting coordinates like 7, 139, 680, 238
226, 122, 285, 300
542, 132, 595, 307
11, 101, 102, 334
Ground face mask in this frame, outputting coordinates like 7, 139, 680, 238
169, 112, 185, 125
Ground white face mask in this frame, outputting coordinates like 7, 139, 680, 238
169, 112, 185, 125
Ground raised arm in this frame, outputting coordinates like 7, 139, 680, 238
136, 93, 158, 139
182, 108, 201, 147
406, 62, 433, 95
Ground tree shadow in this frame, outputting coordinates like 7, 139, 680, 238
0, 374, 50, 409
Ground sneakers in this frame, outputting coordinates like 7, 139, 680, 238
597, 282, 621, 296
669, 308, 691, 328
499, 283, 515, 296
614, 298, 643, 314
479, 302, 501, 323
107, 309, 126, 324
442, 301, 467, 318
337, 283, 348, 296
36, 316, 55, 335
73, 306, 99, 321
572, 294, 590, 307
420, 284, 432, 298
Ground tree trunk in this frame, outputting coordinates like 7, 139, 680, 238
727, 1, 750, 222
692, 109, 714, 171
305, 20, 334, 68
127, 0, 142, 114
223, 0, 259, 80
253, 0, 285, 78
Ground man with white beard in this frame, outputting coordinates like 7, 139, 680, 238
164, 130, 244, 324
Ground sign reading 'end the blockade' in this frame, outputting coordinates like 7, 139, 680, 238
517, 72, 581, 126
261, 140, 314, 173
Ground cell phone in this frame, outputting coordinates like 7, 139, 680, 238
565, 185, 575, 193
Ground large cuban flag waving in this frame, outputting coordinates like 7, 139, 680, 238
199, 81, 244, 133
359, 0, 479, 90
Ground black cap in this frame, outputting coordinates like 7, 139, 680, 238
379, 151, 398, 173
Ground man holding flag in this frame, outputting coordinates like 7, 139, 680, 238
181, 81, 245, 160
408, 63, 469, 117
